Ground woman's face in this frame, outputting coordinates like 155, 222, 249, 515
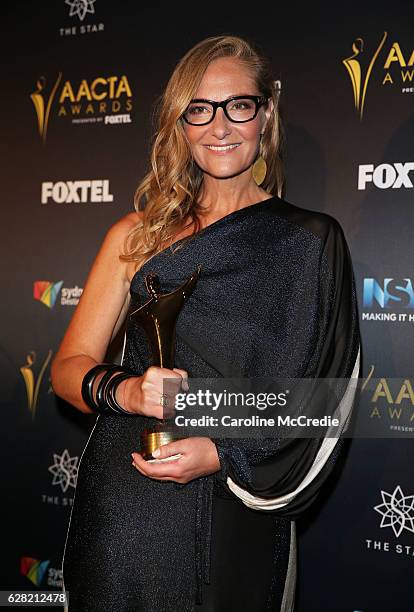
182, 57, 273, 181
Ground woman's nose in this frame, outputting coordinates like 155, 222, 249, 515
209, 107, 231, 138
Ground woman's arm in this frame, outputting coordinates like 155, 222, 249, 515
50, 211, 142, 414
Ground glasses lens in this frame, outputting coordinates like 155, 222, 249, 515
226, 98, 257, 122
184, 102, 214, 125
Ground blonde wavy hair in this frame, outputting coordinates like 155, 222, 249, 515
120, 34, 285, 271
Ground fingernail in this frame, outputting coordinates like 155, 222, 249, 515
152, 448, 160, 457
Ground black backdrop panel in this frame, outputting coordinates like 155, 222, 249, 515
1, 3, 413, 610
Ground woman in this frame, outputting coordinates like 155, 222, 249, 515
51, 35, 361, 611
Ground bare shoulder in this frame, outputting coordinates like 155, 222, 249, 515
106, 209, 143, 247
101, 210, 143, 280
119, 209, 144, 229
85, 211, 141, 282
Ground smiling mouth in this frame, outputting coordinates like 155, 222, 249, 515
204, 144, 241, 152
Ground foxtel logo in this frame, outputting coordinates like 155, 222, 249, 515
41, 179, 114, 203
358, 163, 414, 190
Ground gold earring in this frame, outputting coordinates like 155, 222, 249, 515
252, 139, 267, 186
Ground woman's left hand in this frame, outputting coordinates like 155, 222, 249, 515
131, 437, 221, 484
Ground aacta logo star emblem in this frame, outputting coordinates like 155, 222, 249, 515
65, 0, 96, 22
374, 485, 414, 537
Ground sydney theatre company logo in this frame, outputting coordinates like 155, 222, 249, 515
31, 72, 133, 142
20, 556, 63, 589
342, 31, 414, 119
33, 280, 83, 308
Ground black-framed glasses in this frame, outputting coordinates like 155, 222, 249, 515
182, 95, 268, 126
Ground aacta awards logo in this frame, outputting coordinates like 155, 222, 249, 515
20, 350, 53, 418
30, 72, 133, 142
342, 31, 414, 119
362, 365, 414, 433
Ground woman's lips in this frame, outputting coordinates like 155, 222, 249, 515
203, 143, 241, 155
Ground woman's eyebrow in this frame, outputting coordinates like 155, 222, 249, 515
190, 93, 258, 101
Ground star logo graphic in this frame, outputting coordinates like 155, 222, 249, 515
48, 449, 79, 492
374, 485, 414, 537
65, 0, 96, 22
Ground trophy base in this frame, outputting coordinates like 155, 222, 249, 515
140, 429, 182, 461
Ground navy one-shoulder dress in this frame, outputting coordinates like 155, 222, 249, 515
62, 195, 361, 611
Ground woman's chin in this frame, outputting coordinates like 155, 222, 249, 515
196, 164, 252, 181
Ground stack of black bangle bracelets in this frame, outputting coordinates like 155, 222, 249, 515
81, 363, 137, 416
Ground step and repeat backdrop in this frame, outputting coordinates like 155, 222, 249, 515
1, 2, 413, 611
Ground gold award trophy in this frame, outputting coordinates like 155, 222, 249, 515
129, 265, 202, 461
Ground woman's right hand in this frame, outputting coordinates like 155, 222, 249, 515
119, 366, 189, 418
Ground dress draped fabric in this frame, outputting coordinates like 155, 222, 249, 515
62, 195, 361, 611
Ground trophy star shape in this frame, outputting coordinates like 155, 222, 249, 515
129, 264, 202, 461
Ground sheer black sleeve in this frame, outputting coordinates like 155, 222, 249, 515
212, 217, 361, 518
